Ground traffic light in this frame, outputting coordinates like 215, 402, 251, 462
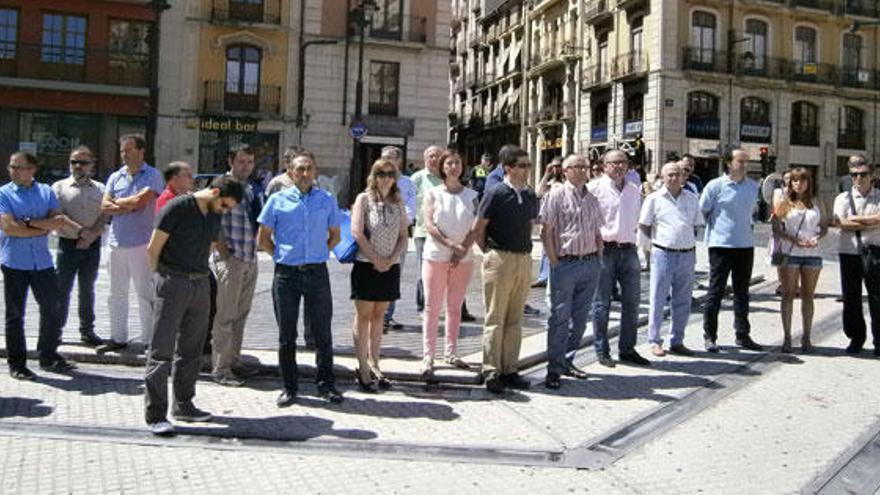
759, 147, 769, 174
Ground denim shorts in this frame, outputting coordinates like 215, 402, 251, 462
783, 255, 823, 268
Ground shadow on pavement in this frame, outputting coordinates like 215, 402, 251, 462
291, 394, 461, 421
181, 414, 377, 442
0, 396, 53, 418
38, 370, 144, 397
529, 373, 720, 402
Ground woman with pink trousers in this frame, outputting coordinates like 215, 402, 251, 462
420, 150, 479, 378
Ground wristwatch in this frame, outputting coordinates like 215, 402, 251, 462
23, 217, 31, 228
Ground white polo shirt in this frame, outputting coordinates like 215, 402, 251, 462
639, 186, 704, 250
833, 187, 880, 254
587, 175, 642, 244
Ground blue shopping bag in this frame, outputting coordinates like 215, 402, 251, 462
333, 209, 358, 263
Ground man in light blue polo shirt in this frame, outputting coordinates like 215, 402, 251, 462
100, 134, 165, 351
257, 153, 342, 407
0, 151, 82, 379
699, 148, 762, 352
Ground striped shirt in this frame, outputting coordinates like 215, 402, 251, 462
539, 181, 603, 256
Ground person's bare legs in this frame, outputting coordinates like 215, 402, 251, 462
352, 300, 375, 383
799, 267, 822, 353
778, 267, 800, 353
368, 302, 390, 379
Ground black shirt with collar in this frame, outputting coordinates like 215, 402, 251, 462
478, 181, 538, 253
156, 195, 221, 274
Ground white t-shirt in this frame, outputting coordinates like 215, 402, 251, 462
422, 185, 479, 262
777, 204, 823, 257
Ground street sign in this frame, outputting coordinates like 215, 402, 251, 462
350, 122, 367, 139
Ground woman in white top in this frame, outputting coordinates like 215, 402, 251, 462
420, 150, 479, 377
771, 167, 828, 353
350, 159, 409, 392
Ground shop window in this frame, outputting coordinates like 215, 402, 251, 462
41, 14, 87, 65
838, 106, 865, 149
624, 93, 643, 137
790, 101, 819, 146
19, 111, 100, 182
369, 61, 399, 116
740, 97, 771, 143
0, 8, 17, 60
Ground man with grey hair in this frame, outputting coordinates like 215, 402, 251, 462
640, 162, 703, 357
53, 146, 109, 346
380, 145, 416, 330
411, 145, 444, 312
266, 147, 307, 197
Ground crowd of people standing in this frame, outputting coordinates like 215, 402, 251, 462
2, 135, 878, 436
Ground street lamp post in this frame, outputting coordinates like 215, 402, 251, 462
146, 0, 171, 167
347, 0, 378, 205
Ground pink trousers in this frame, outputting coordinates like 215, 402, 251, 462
422, 260, 474, 359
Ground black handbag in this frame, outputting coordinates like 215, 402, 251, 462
771, 213, 806, 267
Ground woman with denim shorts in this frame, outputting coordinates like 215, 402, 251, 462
771, 167, 828, 353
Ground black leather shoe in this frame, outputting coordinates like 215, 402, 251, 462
96, 340, 127, 354
735, 336, 763, 351
9, 366, 36, 380
597, 354, 616, 368
873, 348, 880, 357
318, 386, 344, 404
485, 373, 504, 394
845, 342, 863, 354
544, 373, 561, 389
562, 365, 589, 380
384, 318, 404, 330
39, 356, 76, 373
704, 338, 720, 353
460, 311, 477, 323
523, 304, 540, 316
502, 373, 531, 390
276, 389, 297, 407
619, 350, 651, 366
80, 331, 104, 347
669, 344, 695, 356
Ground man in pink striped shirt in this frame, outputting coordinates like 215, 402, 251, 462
539, 154, 604, 389
588, 150, 649, 367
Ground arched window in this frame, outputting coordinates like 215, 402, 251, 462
740, 97, 771, 143
794, 27, 817, 74
791, 101, 819, 146
691, 11, 716, 66
842, 34, 863, 87
744, 19, 767, 73
839, 106, 865, 149
224, 44, 261, 111
686, 91, 720, 139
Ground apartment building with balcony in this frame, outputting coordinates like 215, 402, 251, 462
0, 0, 157, 181
154, 0, 291, 175
579, 0, 880, 196
449, 0, 528, 167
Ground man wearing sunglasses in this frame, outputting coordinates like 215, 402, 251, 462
52, 146, 109, 347
833, 159, 880, 356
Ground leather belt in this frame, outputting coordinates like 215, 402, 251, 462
604, 241, 635, 249
652, 243, 695, 253
157, 265, 210, 280
559, 253, 598, 262
279, 262, 324, 272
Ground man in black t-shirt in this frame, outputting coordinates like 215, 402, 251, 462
469, 144, 538, 394
143, 176, 244, 436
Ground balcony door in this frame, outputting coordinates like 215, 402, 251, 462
225, 44, 261, 112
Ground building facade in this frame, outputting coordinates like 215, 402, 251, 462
156, 0, 449, 205
0, 0, 157, 182
449, 0, 880, 195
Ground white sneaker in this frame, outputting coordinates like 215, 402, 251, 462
148, 421, 174, 436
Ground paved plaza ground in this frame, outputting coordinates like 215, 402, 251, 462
0, 225, 878, 493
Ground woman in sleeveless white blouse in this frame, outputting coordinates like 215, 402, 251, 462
771, 167, 828, 353
420, 150, 480, 378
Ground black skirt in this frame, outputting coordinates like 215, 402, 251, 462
350, 261, 401, 301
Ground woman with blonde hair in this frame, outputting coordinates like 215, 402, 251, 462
771, 167, 828, 353
420, 150, 479, 377
350, 159, 409, 391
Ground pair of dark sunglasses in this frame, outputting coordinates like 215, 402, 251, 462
376, 171, 396, 178
851, 172, 871, 178
70, 160, 94, 166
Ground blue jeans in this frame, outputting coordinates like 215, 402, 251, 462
547, 257, 599, 375
536, 254, 550, 283
272, 263, 335, 392
592, 245, 641, 355
647, 248, 696, 346
2, 265, 62, 369
55, 237, 101, 335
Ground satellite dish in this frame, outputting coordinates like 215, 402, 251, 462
761, 172, 783, 206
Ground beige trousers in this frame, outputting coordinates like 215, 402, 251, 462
481, 249, 531, 376
210, 255, 258, 375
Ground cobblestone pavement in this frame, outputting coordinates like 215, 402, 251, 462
1, 256, 879, 493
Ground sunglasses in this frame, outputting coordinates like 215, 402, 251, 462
514, 162, 532, 169
565, 164, 588, 171
376, 171, 396, 178
851, 172, 871, 178
70, 160, 94, 166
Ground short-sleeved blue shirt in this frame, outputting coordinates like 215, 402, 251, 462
699, 175, 759, 248
484, 165, 505, 193
257, 186, 340, 266
105, 163, 164, 247
0, 181, 59, 270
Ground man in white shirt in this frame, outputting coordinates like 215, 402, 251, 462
639, 162, 703, 357
380, 146, 416, 330
588, 150, 649, 367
